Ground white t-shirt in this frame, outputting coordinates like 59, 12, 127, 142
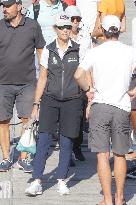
79, 40, 136, 112
132, 17, 136, 48
76, 0, 101, 33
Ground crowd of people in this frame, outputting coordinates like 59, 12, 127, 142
0, 0, 136, 205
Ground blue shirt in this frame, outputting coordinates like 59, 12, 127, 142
26, 0, 63, 45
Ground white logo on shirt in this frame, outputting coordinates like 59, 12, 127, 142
52, 57, 58, 65
68, 57, 78, 63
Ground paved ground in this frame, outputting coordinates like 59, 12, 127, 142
0, 0, 136, 205
0, 145, 136, 205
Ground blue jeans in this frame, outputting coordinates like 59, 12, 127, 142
32, 132, 73, 179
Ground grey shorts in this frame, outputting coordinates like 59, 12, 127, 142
0, 83, 36, 121
89, 103, 131, 155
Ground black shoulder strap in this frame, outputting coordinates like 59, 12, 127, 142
33, 2, 40, 21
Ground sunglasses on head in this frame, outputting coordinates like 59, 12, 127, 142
57, 25, 72, 30
71, 16, 82, 22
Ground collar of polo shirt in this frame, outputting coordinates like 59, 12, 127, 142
5, 15, 25, 28
55, 38, 72, 59
56, 38, 72, 50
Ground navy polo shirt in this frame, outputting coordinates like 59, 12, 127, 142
0, 16, 46, 84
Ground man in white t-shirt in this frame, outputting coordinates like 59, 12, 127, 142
74, 15, 136, 205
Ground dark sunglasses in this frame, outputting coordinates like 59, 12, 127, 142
57, 25, 72, 30
71, 16, 82, 22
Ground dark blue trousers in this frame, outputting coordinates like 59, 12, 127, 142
32, 132, 73, 179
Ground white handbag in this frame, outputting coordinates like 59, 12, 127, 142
16, 121, 38, 154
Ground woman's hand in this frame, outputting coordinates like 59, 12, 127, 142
31, 105, 39, 121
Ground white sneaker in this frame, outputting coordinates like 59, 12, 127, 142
25, 180, 42, 196
57, 179, 70, 195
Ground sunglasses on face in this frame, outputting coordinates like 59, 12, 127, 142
71, 16, 82, 22
57, 25, 72, 30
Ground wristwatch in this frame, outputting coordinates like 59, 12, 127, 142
33, 102, 40, 107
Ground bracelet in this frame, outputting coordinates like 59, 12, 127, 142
33, 102, 40, 107
84, 86, 90, 93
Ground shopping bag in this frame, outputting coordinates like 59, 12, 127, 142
16, 121, 38, 154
